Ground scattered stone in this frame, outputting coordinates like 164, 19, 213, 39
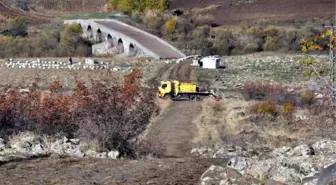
85, 150, 107, 158
191, 147, 215, 158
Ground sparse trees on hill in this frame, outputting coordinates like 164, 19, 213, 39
105, 0, 169, 14
0, 21, 91, 58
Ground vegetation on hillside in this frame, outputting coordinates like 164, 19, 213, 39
104, 0, 169, 14
138, 8, 331, 56
0, 19, 91, 58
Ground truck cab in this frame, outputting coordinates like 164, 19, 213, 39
157, 81, 172, 98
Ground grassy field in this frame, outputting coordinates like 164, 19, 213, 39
191, 52, 329, 91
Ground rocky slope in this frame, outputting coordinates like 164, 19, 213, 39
194, 139, 336, 185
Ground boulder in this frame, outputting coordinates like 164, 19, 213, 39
9, 134, 44, 154
50, 137, 84, 158
200, 165, 242, 185
227, 157, 256, 174
200, 177, 218, 185
201, 165, 227, 180
31, 144, 46, 155
268, 166, 301, 183
107, 150, 120, 159
312, 139, 336, 155
246, 158, 274, 180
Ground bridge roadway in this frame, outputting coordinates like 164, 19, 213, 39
94, 20, 183, 59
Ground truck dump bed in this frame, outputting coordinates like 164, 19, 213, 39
179, 82, 197, 93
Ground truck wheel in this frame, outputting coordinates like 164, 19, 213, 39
163, 94, 171, 99
190, 96, 197, 101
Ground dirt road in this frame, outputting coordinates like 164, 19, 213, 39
145, 60, 202, 157
0, 157, 225, 185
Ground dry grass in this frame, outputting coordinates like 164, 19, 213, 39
192, 98, 249, 148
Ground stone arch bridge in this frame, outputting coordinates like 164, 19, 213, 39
64, 19, 185, 59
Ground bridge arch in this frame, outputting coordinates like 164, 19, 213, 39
116, 38, 124, 53
129, 43, 137, 56
107, 34, 113, 48
96, 29, 103, 43
87, 25, 93, 39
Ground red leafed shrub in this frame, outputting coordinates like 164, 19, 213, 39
0, 68, 158, 158
240, 81, 289, 102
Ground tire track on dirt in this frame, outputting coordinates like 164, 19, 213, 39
146, 60, 202, 158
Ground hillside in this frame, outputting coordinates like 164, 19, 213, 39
27, 0, 106, 13
0, 0, 56, 23
169, 0, 335, 25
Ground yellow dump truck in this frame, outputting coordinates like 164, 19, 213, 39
157, 80, 221, 101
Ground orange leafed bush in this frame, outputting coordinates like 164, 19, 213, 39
249, 100, 278, 116
283, 100, 294, 114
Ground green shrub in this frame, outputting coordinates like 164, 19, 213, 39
243, 42, 259, 53
143, 11, 163, 31
299, 89, 315, 106
118, 0, 133, 14
264, 37, 282, 51
163, 18, 177, 35
246, 26, 264, 38
106, 0, 168, 14
264, 25, 279, 37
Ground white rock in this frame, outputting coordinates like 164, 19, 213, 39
312, 139, 336, 155
31, 144, 46, 155
227, 157, 255, 174
69, 138, 80, 145
200, 165, 226, 180
269, 166, 301, 183
200, 177, 216, 185
107, 150, 120, 159
246, 159, 274, 180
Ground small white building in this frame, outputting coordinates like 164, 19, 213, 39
200, 56, 220, 69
